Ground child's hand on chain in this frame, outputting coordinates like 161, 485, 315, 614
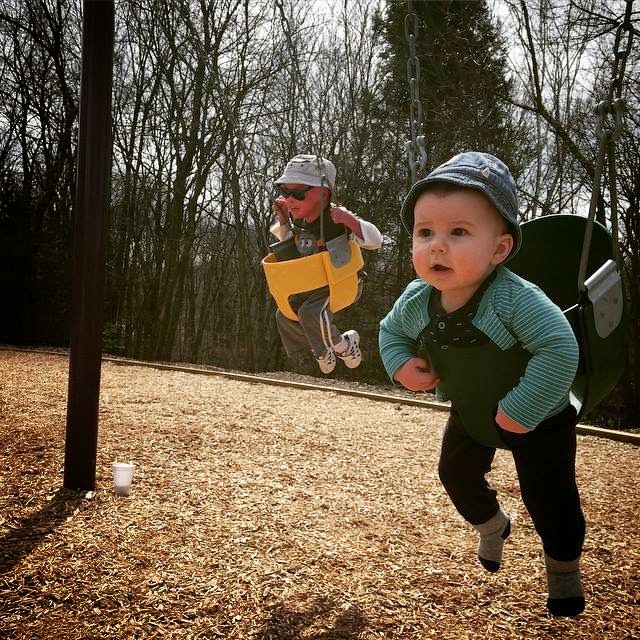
272, 196, 289, 226
394, 357, 440, 391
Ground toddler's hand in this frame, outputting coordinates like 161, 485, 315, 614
495, 407, 529, 434
272, 196, 289, 226
329, 205, 353, 226
330, 205, 362, 238
393, 357, 440, 392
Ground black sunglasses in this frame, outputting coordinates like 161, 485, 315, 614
276, 185, 314, 201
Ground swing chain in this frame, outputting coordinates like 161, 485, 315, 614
316, 156, 327, 245
594, 2, 633, 150
404, 0, 428, 185
578, 7, 634, 291
594, 5, 634, 166
608, 4, 634, 104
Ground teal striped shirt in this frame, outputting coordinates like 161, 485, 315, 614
379, 266, 579, 431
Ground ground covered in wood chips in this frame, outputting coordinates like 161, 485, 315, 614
1, 350, 638, 640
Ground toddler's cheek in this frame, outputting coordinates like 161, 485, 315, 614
411, 252, 429, 279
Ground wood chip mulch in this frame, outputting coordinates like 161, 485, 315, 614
0, 350, 638, 640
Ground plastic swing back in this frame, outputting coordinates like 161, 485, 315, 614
507, 214, 627, 418
262, 237, 364, 321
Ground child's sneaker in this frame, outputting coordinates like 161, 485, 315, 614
316, 349, 336, 374
336, 330, 361, 368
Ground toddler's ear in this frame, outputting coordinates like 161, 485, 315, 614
493, 233, 514, 265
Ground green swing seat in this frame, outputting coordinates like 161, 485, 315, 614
508, 214, 626, 418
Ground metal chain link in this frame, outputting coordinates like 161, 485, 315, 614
317, 156, 327, 243
608, 4, 634, 104
578, 5, 634, 289
404, 0, 427, 185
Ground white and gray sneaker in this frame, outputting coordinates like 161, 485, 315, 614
316, 348, 336, 374
336, 330, 362, 368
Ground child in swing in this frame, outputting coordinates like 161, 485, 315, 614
379, 152, 585, 616
270, 154, 382, 374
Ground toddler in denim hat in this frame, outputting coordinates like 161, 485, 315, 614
270, 154, 382, 374
379, 151, 585, 616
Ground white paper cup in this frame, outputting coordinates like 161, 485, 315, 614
112, 462, 135, 496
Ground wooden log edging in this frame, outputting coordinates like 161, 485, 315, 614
2, 347, 638, 446
103, 357, 640, 447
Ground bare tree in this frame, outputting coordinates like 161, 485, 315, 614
109, 0, 283, 363
0, 0, 81, 342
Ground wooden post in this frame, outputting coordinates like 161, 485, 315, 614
64, 1, 114, 490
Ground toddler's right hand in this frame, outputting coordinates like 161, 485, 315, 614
393, 357, 440, 392
272, 196, 289, 226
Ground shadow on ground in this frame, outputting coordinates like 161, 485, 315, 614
255, 597, 367, 640
0, 489, 87, 575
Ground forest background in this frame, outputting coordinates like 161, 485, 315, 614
0, 0, 638, 428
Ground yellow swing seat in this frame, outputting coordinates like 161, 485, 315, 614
262, 238, 364, 321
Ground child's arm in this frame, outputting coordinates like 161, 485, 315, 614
379, 281, 436, 389
330, 205, 382, 249
496, 285, 579, 432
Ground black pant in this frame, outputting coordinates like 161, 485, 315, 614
438, 404, 585, 561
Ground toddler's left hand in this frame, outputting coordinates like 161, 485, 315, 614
329, 205, 354, 226
330, 205, 362, 238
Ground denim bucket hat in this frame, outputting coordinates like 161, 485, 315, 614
400, 151, 521, 259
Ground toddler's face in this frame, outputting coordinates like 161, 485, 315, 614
412, 189, 513, 312
279, 183, 329, 222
